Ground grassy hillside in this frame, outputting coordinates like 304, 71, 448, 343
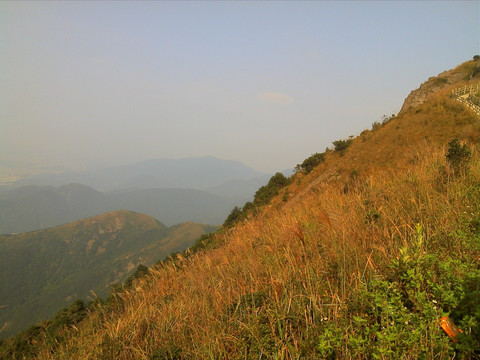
0, 210, 215, 339
1, 58, 480, 359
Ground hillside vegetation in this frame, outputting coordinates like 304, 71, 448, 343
0, 210, 215, 339
1, 58, 480, 359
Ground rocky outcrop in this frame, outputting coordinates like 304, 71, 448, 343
399, 57, 480, 114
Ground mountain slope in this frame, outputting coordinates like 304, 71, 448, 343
2, 58, 480, 359
0, 210, 215, 339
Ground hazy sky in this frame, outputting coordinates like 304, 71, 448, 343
1, 1, 479, 173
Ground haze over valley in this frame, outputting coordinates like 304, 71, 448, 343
0, 156, 272, 233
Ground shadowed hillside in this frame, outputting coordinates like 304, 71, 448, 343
0, 210, 216, 339
1, 58, 480, 359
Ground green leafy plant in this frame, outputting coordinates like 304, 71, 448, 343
341, 224, 480, 358
446, 138, 471, 173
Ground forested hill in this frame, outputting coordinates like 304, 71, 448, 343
1, 57, 480, 359
0, 210, 216, 339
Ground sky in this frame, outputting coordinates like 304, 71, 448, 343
1, 1, 479, 174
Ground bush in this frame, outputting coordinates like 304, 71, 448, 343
223, 206, 244, 228
371, 121, 382, 131
432, 77, 448, 86
295, 153, 325, 174
382, 114, 396, 124
150, 344, 182, 359
188, 233, 218, 254
242, 201, 254, 213
0, 299, 90, 359
124, 264, 149, 288
49, 299, 87, 334
254, 173, 290, 206
343, 224, 480, 358
446, 138, 471, 172
332, 138, 353, 154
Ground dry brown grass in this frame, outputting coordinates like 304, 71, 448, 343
35, 137, 480, 359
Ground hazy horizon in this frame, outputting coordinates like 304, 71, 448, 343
1, 1, 479, 174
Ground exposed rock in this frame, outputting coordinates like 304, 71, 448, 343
399, 58, 480, 114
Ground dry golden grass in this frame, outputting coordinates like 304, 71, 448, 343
35, 137, 480, 359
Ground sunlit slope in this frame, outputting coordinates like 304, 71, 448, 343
2, 58, 480, 359
0, 210, 214, 339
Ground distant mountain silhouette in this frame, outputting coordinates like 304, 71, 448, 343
0, 179, 274, 234
0, 157, 271, 233
12, 156, 266, 192
0, 184, 110, 234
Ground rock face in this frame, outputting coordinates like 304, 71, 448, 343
399, 58, 480, 114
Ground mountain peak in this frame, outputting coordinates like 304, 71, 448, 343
59, 209, 166, 233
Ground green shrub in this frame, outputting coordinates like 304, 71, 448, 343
188, 233, 218, 254
332, 138, 353, 154
342, 224, 480, 358
432, 77, 448, 86
295, 153, 325, 174
124, 264, 149, 288
253, 172, 290, 206
0, 299, 90, 359
446, 138, 471, 173
150, 344, 182, 359
242, 201, 254, 213
223, 206, 244, 228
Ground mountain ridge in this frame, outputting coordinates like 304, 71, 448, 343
0, 181, 260, 234
9, 156, 267, 192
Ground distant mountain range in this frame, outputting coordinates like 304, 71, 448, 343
0, 157, 274, 233
9, 156, 267, 192
0, 183, 232, 233
0, 210, 215, 338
